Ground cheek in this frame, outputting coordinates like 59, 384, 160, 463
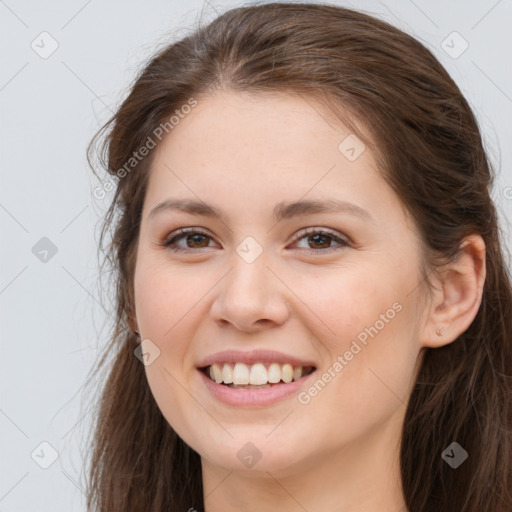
143, 361, 201, 451
134, 260, 216, 386
299, 262, 420, 392
134, 259, 203, 336
289, 264, 396, 343
135, 264, 202, 436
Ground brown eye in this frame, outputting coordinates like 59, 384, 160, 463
291, 228, 349, 253
183, 233, 210, 248
307, 233, 332, 249
163, 228, 216, 252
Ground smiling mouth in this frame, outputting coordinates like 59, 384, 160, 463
199, 363, 316, 389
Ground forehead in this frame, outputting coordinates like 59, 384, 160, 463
151, 92, 370, 180
160, 90, 363, 156
141, 90, 409, 232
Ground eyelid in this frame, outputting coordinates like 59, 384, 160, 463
162, 227, 217, 250
292, 226, 349, 245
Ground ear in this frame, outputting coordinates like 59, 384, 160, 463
420, 234, 486, 348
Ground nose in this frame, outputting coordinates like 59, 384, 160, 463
209, 250, 290, 333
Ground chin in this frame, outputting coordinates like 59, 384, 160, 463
197, 436, 306, 475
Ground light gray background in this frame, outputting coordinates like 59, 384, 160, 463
1, 0, 511, 510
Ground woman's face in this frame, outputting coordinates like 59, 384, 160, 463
133, 90, 427, 476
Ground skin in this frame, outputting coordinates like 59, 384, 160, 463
131, 90, 486, 512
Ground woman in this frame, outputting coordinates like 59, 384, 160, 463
86, 3, 512, 511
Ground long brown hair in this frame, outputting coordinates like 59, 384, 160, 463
85, 3, 512, 511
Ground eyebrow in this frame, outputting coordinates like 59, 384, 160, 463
148, 198, 373, 223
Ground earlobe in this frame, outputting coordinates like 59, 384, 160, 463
420, 234, 486, 348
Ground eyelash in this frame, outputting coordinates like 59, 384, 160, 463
160, 227, 350, 254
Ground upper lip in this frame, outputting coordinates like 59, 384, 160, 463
196, 349, 317, 369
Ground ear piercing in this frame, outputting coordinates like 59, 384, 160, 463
436, 328, 443, 337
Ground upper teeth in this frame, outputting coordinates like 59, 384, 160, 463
207, 362, 309, 385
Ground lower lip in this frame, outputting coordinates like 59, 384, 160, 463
198, 368, 317, 407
